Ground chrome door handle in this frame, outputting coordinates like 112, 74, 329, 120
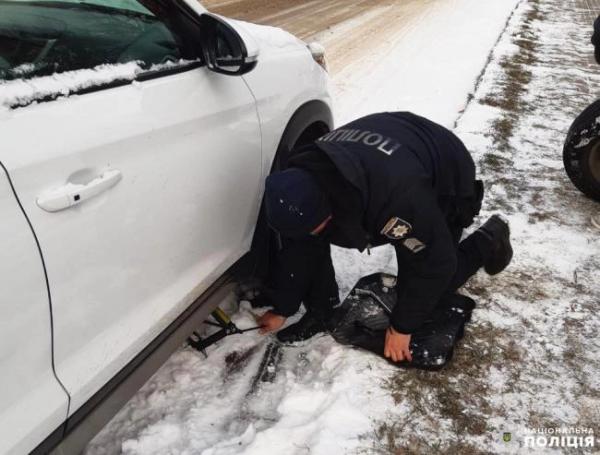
37, 169, 122, 212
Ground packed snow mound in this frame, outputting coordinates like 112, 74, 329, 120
86, 302, 379, 455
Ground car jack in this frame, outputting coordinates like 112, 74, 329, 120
188, 307, 261, 356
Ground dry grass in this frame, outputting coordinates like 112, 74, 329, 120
372, 424, 492, 455
371, 321, 527, 452
479, 2, 544, 157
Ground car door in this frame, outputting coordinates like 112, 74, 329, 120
0, 164, 70, 455
0, 0, 262, 414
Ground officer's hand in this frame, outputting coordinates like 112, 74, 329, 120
258, 311, 286, 334
384, 327, 412, 363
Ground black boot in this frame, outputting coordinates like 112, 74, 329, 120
276, 311, 327, 343
439, 293, 476, 341
476, 214, 513, 275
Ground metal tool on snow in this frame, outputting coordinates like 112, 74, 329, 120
353, 288, 393, 314
188, 307, 261, 356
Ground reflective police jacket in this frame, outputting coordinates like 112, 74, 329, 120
289, 111, 477, 334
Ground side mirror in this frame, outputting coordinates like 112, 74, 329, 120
198, 14, 258, 76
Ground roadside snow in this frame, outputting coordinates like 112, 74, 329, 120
88, 302, 386, 455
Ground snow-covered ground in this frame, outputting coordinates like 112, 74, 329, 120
86, 0, 600, 453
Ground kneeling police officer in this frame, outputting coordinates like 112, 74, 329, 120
257, 111, 513, 364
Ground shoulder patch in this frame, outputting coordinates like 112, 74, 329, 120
381, 217, 412, 240
402, 237, 427, 254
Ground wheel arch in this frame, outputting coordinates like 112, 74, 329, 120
269, 99, 333, 172
241, 99, 334, 284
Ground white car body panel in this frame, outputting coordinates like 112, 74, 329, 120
0, 1, 333, 451
0, 67, 262, 413
0, 170, 69, 455
236, 20, 334, 176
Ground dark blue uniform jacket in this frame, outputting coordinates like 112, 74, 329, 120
289, 111, 477, 333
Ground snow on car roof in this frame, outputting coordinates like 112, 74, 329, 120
0, 60, 197, 111
0, 62, 142, 111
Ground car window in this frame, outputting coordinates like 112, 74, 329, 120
0, 0, 198, 82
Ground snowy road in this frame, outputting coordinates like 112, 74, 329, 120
87, 0, 600, 454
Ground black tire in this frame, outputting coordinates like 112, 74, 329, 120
244, 101, 333, 283
563, 99, 600, 202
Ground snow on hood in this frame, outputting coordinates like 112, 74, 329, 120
0, 59, 197, 111
229, 19, 306, 54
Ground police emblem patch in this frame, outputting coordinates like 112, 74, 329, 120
381, 217, 412, 240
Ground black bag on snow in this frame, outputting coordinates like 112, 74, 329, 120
331, 273, 475, 371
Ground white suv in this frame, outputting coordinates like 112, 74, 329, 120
0, 1, 332, 453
